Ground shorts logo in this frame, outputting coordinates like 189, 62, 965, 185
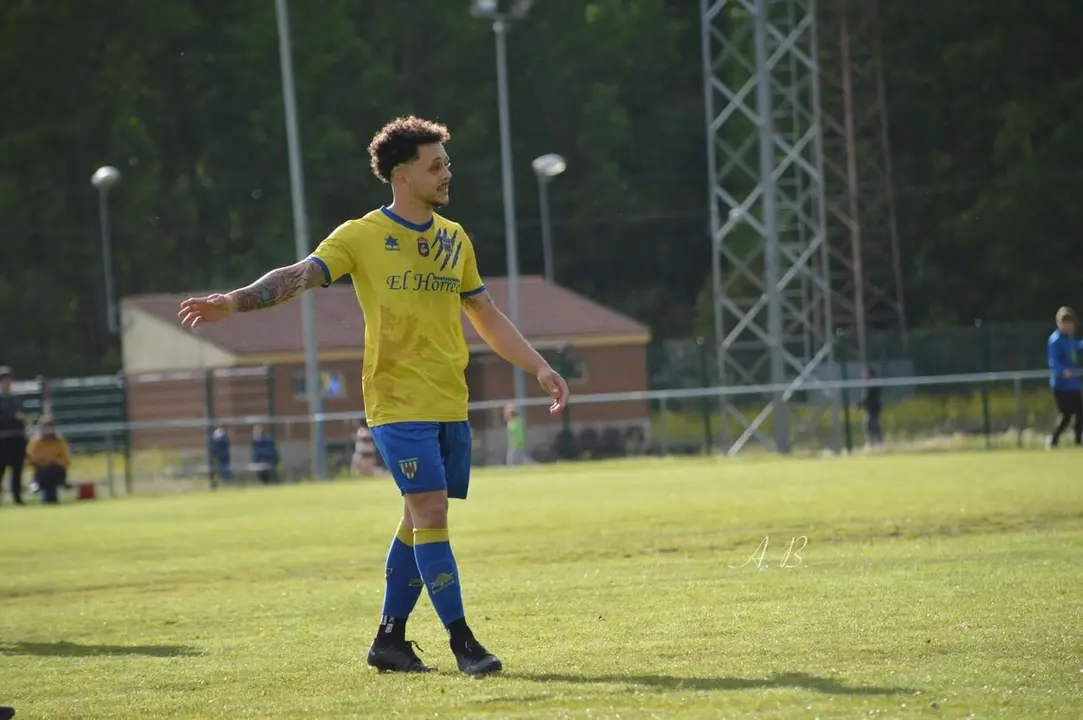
398, 458, 419, 480
416, 237, 430, 257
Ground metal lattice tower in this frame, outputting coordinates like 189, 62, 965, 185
700, 0, 840, 454
818, 0, 906, 365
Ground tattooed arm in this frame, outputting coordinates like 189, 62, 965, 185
178, 258, 327, 328
228, 259, 326, 312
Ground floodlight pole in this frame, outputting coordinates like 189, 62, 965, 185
473, 1, 532, 414
531, 154, 566, 286
492, 18, 526, 410
537, 175, 554, 284
91, 170, 120, 336
275, 0, 324, 481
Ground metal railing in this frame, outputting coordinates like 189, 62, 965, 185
20, 368, 1053, 434
2, 367, 1058, 499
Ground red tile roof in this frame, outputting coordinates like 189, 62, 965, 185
125, 276, 649, 357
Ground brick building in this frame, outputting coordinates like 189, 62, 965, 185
120, 276, 651, 465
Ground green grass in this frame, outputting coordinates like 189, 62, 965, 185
2, 453, 1082, 719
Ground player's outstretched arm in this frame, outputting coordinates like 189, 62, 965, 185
178, 258, 325, 328
463, 290, 570, 413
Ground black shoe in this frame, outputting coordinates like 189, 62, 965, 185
452, 637, 502, 677
366, 639, 434, 673
0, 706, 15, 719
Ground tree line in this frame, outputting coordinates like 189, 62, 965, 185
1, 0, 1080, 377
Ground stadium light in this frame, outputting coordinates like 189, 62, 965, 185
471, 0, 534, 411
275, 0, 325, 481
91, 165, 121, 335
531, 154, 566, 285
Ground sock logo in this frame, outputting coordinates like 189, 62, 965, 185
385, 567, 393, 579
398, 458, 419, 480
430, 572, 456, 593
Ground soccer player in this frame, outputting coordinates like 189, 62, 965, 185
1047, 306, 1083, 448
177, 116, 569, 677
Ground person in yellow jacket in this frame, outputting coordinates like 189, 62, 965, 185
27, 416, 71, 505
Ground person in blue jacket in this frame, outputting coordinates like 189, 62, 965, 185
1048, 306, 1083, 448
210, 426, 231, 482
251, 425, 279, 485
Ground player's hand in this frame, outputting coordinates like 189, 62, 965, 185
537, 367, 570, 414
178, 294, 235, 328
1065, 369, 1074, 378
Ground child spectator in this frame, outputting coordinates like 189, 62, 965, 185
27, 415, 71, 505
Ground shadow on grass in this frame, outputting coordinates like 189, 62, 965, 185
509, 671, 912, 696
0, 641, 200, 658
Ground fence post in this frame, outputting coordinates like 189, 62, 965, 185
105, 429, 116, 497
119, 372, 132, 496
659, 394, 670, 456
696, 337, 713, 455
556, 345, 573, 433
265, 364, 276, 440
1013, 375, 1024, 448
837, 329, 853, 453
976, 319, 992, 448
205, 370, 217, 490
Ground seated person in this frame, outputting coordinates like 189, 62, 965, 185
210, 426, 231, 482
27, 416, 71, 505
251, 425, 279, 485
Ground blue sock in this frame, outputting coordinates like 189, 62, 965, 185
377, 523, 424, 642
413, 528, 466, 628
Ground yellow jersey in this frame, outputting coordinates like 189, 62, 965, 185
28, 434, 71, 469
309, 206, 485, 427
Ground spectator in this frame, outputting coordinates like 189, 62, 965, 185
1047, 306, 1083, 448
27, 415, 71, 505
351, 420, 380, 477
0, 366, 28, 505
861, 367, 884, 447
503, 404, 533, 466
251, 425, 279, 485
210, 426, 231, 482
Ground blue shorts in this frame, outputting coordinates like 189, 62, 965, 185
370, 421, 472, 500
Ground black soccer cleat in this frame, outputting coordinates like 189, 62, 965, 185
366, 639, 434, 673
452, 637, 503, 678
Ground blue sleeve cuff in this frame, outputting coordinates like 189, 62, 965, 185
460, 284, 486, 298
308, 256, 332, 287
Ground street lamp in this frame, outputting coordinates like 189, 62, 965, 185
531, 153, 566, 285
471, 0, 533, 411
275, 0, 325, 481
91, 165, 121, 335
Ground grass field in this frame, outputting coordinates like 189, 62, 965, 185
2, 452, 1082, 719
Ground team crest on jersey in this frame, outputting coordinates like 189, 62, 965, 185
416, 237, 430, 257
398, 458, 419, 480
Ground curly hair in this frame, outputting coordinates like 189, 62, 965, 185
368, 116, 451, 183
